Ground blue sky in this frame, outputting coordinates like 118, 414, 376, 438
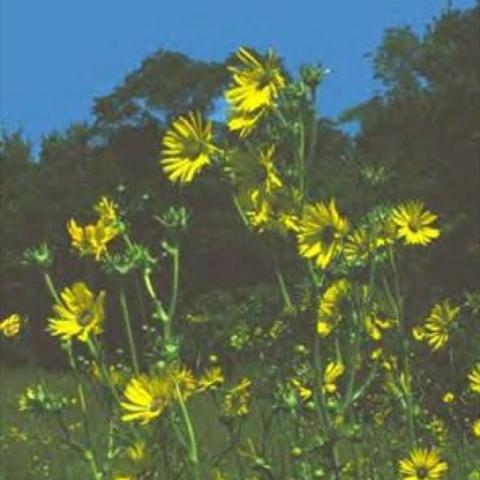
0, 0, 475, 148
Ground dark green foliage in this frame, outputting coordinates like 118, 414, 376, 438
1, 6, 479, 367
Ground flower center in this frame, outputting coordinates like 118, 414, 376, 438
149, 396, 164, 412
320, 225, 336, 245
78, 310, 94, 326
416, 467, 428, 479
183, 138, 204, 160
407, 215, 421, 232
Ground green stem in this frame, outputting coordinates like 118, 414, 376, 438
56, 412, 102, 479
142, 269, 170, 331
119, 289, 140, 375
43, 271, 61, 304
168, 246, 180, 321
387, 247, 416, 444
87, 339, 121, 404
313, 334, 328, 432
274, 261, 293, 310
232, 193, 250, 228
175, 383, 200, 480
66, 345, 93, 442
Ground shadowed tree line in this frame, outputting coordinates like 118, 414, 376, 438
1, 5, 478, 365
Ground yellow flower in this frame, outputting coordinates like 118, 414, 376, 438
391, 201, 440, 246
364, 303, 394, 341
316, 279, 350, 337
398, 447, 448, 479
121, 366, 196, 424
242, 187, 300, 235
429, 416, 447, 444
442, 392, 455, 404
67, 219, 119, 261
344, 227, 375, 264
126, 441, 150, 466
323, 362, 345, 394
226, 47, 285, 136
94, 196, 119, 225
473, 419, 480, 438
297, 199, 349, 269
227, 110, 265, 137
0, 314, 22, 338
197, 366, 224, 392
413, 300, 460, 351
170, 365, 197, 399
468, 364, 480, 395
90, 361, 123, 387
227, 145, 283, 197
121, 373, 174, 424
223, 378, 251, 417
160, 111, 217, 184
290, 378, 313, 402
47, 282, 105, 342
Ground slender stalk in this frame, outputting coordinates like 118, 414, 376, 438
387, 247, 416, 444
143, 270, 169, 323
175, 383, 200, 480
87, 338, 121, 404
119, 289, 140, 375
305, 87, 318, 201
232, 192, 249, 228
274, 261, 293, 310
168, 246, 180, 321
56, 412, 102, 479
43, 271, 61, 304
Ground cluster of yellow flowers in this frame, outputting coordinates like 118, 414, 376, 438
297, 199, 440, 270
121, 365, 226, 424
67, 196, 120, 260
12, 45, 477, 479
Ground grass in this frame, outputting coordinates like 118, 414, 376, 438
1, 363, 480, 479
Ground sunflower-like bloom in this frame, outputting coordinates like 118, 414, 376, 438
226, 47, 285, 136
316, 279, 350, 337
242, 187, 300, 235
0, 314, 22, 338
47, 282, 105, 342
227, 145, 283, 197
67, 219, 119, 261
412, 300, 460, 351
398, 447, 448, 479
223, 378, 251, 417
67, 196, 120, 261
160, 111, 217, 184
344, 227, 375, 264
391, 201, 440, 246
171, 365, 197, 399
121, 366, 196, 424
323, 362, 345, 394
468, 364, 480, 395
297, 200, 349, 269
197, 366, 224, 392
121, 373, 174, 424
